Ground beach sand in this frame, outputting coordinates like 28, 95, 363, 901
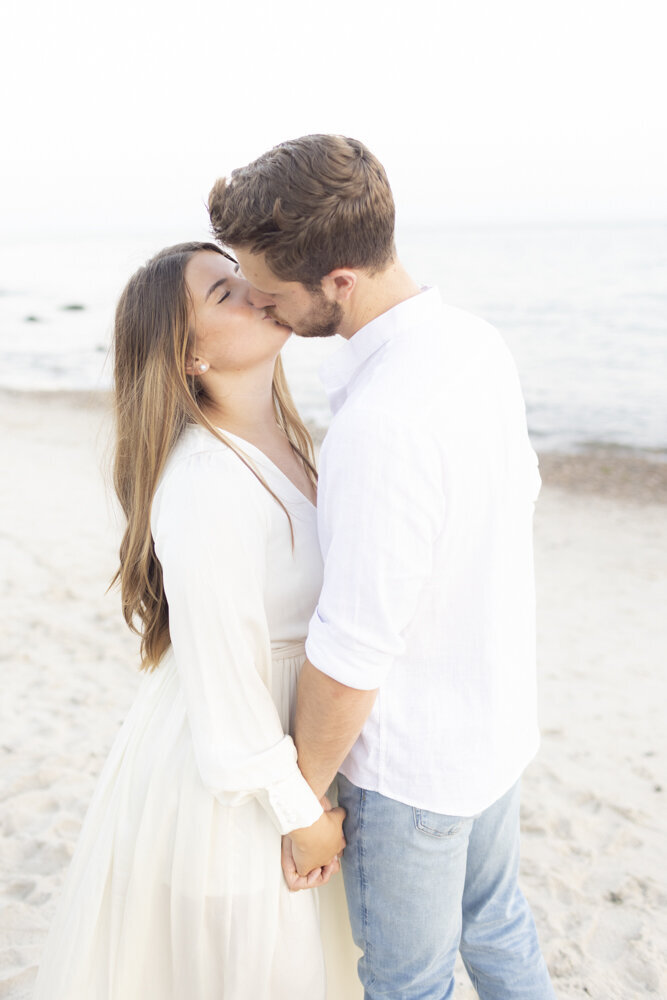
1, 389, 665, 999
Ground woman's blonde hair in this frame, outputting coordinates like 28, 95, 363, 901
111, 241, 316, 671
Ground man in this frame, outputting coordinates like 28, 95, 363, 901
208, 134, 556, 999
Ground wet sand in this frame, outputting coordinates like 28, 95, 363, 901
1, 389, 665, 999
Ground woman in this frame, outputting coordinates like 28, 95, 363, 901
33, 242, 356, 999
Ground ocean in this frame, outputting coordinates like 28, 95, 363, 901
1, 222, 665, 455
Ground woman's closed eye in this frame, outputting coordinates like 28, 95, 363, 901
217, 291, 231, 305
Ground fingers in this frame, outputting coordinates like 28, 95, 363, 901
283, 834, 345, 891
286, 866, 327, 892
284, 846, 342, 891
298, 858, 340, 890
330, 806, 347, 848
283, 856, 310, 893
281, 837, 297, 874
281, 836, 307, 892
319, 856, 341, 885
306, 866, 323, 887
287, 875, 309, 892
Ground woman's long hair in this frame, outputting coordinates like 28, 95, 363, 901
111, 241, 317, 671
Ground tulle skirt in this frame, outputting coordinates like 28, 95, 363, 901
33, 645, 360, 999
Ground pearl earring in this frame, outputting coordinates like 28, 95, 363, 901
199, 363, 207, 372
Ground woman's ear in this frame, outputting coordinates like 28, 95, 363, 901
185, 357, 209, 376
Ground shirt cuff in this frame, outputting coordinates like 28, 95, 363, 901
261, 764, 324, 835
306, 610, 392, 690
202, 734, 324, 834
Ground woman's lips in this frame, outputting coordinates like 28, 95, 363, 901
263, 313, 292, 330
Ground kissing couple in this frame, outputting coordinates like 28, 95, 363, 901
34, 135, 556, 999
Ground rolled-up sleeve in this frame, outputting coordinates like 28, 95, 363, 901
152, 450, 323, 835
306, 408, 445, 689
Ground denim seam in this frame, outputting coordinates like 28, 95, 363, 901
412, 807, 465, 838
358, 788, 376, 990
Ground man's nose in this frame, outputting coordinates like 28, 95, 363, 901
247, 286, 275, 309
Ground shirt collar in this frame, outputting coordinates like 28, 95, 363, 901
318, 286, 441, 408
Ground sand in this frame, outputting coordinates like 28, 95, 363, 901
0, 389, 665, 999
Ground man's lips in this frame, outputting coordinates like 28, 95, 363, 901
263, 313, 292, 330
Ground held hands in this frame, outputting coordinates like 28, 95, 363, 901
281, 836, 340, 892
281, 797, 346, 892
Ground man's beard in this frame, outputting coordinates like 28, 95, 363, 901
271, 293, 343, 339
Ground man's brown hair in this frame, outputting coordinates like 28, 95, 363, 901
208, 134, 396, 288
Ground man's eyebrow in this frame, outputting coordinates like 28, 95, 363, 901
205, 278, 227, 301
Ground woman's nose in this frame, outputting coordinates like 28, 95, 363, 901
247, 285, 275, 310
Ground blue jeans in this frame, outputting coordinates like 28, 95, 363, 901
336, 774, 556, 1000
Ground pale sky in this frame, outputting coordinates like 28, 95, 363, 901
1, 0, 665, 236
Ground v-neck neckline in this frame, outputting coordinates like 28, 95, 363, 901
219, 429, 317, 509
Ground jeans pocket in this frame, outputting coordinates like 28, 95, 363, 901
412, 807, 470, 838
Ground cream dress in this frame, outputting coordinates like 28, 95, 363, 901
33, 426, 361, 1000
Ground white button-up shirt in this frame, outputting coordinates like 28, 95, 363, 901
305, 288, 541, 816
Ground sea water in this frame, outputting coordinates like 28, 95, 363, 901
0, 222, 665, 454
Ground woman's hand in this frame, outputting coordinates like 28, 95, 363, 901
285, 800, 346, 880
281, 795, 346, 891
281, 836, 340, 892
290, 805, 346, 876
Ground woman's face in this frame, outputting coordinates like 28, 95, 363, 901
185, 251, 291, 374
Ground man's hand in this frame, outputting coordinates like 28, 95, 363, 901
281, 795, 344, 891
281, 835, 340, 892
286, 802, 346, 879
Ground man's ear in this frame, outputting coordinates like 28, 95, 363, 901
321, 268, 357, 302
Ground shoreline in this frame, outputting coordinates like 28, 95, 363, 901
1, 385, 666, 998
536, 450, 667, 504
3, 387, 666, 506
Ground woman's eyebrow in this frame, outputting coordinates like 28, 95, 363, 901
205, 278, 227, 301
